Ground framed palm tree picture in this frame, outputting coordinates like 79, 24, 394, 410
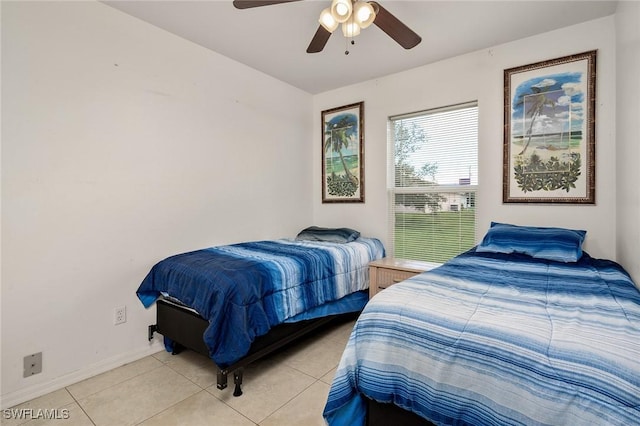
503, 51, 596, 204
322, 101, 365, 203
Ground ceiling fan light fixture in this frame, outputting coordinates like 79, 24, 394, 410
353, 2, 376, 28
319, 8, 339, 32
331, 0, 353, 23
342, 21, 361, 37
228, 0, 420, 54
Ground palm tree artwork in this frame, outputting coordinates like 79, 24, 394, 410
517, 86, 557, 156
324, 111, 361, 199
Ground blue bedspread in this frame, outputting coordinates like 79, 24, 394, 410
137, 238, 385, 367
324, 249, 640, 425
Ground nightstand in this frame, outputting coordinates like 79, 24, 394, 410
368, 258, 440, 298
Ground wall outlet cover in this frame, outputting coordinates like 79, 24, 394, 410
114, 306, 127, 325
24, 352, 43, 377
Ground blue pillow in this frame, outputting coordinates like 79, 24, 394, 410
295, 226, 360, 243
476, 222, 586, 263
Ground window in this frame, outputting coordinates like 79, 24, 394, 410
388, 102, 478, 263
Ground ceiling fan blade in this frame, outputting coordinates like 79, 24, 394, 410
233, 0, 301, 9
371, 2, 422, 49
307, 26, 332, 53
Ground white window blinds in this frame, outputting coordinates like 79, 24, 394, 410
388, 102, 478, 263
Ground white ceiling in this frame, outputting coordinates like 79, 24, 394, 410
103, 0, 618, 94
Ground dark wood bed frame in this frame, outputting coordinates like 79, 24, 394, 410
147, 298, 433, 423
147, 297, 359, 397
366, 399, 434, 426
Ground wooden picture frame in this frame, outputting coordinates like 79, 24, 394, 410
503, 50, 596, 204
322, 101, 365, 203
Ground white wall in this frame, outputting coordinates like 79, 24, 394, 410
1, 1, 312, 407
313, 16, 618, 261
615, 1, 640, 286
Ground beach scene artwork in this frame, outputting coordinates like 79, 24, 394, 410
504, 51, 595, 203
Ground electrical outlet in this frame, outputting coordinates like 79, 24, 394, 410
24, 352, 43, 377
114, 306, 126, 325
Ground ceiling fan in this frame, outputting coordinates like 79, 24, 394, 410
232, 0, 421, 54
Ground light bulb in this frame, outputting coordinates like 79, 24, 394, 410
331, 0, 353, 23
353, 2, 376, 29
319, 8, 339, 32
342, 21, 361, 37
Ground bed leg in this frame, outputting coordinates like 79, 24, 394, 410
171, 342, 184, 355
233, 369, 244, 397
217, 370, 228, 390
148, 325, 158, 341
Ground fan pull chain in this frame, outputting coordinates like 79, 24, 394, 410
345, 36, 355, 55
344, 12, 356, 55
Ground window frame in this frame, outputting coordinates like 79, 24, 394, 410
387, 101, 479, 263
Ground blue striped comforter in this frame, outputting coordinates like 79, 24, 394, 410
137, 238, 385, 367
324, 249, 640, 425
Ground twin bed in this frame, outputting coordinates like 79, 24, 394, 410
324, 223, 640, 425
136, 227, 385, 395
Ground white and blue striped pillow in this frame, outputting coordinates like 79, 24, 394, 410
476, 222, 586, 263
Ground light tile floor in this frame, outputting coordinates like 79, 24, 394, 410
3, 319, 356, 426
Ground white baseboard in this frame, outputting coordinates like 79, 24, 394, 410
0, 341, 164, 410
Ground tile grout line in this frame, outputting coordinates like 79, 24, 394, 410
70, 362, 186, 426
130, 359, 214, 425
202, 387, 260, 426
253, 377, 325, 426
160, 354, 259, 425
63, 387, 97, 426
67, 362, 167, 403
